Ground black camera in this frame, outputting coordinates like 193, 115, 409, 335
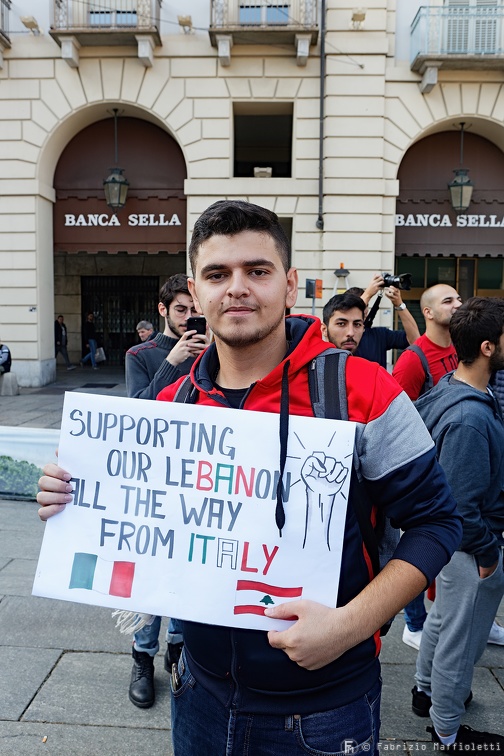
381, 272, 412, 291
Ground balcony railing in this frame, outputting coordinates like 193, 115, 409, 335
51, 0, 161, 46
411, 5, 504, 71
0, 0, 11, 48
209, 0, 318, 46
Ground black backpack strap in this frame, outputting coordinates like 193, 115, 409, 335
172, 374, 197, 404
406, 344, 433, 395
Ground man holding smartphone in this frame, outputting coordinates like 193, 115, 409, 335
124, 274, 208, 708
126, 273, 207, 400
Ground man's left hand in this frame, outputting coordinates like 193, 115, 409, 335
266, 600, 355, 670
385, 286, 402, 307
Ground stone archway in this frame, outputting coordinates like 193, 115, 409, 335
394, 129, 504, 322
53, 116, 188, 366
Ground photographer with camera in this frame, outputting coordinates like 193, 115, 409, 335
347, 273, 420, 369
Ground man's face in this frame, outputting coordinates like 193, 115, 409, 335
425, 286, 462, 326
58, 316, 64, 324
188, 230, 297, 349
137, 328, 153, 342
322, 308, 365, 353
160, 293, 198, 339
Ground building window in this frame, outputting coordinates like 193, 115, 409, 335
445, 0, 500, 54
239, 2, 290, 25
233, 103, 293, 178
395, 255, 504, 334
89, 9, 138, 27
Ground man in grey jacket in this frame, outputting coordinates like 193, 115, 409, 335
412, 296, 504, 751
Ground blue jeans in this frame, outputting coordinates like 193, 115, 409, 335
171, 650, 381, 755
403, 591, 427, 632
134, 617, 184, 657
81, 338, 97, 368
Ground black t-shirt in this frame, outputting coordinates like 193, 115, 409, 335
215, 384, 248, 409
353, 327, 408, 369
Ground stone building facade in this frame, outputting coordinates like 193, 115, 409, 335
0, 0, 503, 385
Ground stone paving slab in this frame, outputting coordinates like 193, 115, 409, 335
0, 559, 37, 597
0, 647, 63, 721
0, 501, 41, 531
23, 652, 171, 728
0, 596, 133, 653
381, 663, 504, 739
0, 530, 44, 560
0, 722, 173, 756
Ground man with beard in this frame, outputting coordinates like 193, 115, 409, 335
321, 292, 366, 353
412, 296, 504, 751
392, 284, 462, 401
125, 274, 206, 400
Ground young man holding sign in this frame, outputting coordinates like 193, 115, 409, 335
38, 201, 462, 755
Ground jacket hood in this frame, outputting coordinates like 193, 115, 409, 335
415, 372, 499, 431
190, 314, 330, 397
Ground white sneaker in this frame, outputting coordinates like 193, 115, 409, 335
488, 621, 504, 646
402, 626, 423, 650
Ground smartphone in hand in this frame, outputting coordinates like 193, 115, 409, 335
186, 316, 207, 335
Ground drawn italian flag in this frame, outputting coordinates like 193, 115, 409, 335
69, 552, 135, 598
234, 579, 303, 616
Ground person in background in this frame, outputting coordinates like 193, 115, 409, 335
80, 312, 98, 370
54, 315, 76, 371
136, 320, 157, 342
392, 284, 461, 401
321, 292, 366, 353
393, 283, 504, 650
0, 340, 11, 374
347, 273, 420, 368
412, 296, 504, 751
124, 274, 209, 709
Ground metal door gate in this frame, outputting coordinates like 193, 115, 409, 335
81, 276, 160, 366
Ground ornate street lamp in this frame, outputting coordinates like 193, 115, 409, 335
448, 122, 474, 214
103, 108, 129, 212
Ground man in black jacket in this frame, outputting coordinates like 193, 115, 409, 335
54, 315, 76, 371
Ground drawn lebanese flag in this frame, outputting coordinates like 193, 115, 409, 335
69, 552, 135, 598
234, 579, 303, 616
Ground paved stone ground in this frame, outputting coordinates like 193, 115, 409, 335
0, 366, 503, 755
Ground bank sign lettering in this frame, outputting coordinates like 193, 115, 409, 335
64, 213, 182, 227
395, 213, 504, 227
33, 392, 355, 632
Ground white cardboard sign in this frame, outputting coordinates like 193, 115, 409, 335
33, 392, 355, 631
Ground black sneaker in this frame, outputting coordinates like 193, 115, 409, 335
412, 686, 473, 717
129, 648, 155, 708
427, 724, 504, 751
164, 641, 184, 673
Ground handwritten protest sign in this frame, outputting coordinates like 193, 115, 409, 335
33, 392, 356, 631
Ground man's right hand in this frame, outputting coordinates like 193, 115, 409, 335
361, 273, 385, 305
37, 463, 73, 521
166, 331, 209, 366
479, 561, 498, 579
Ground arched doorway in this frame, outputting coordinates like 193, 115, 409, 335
395, 129, 504, 327
53, 117, 187, 365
